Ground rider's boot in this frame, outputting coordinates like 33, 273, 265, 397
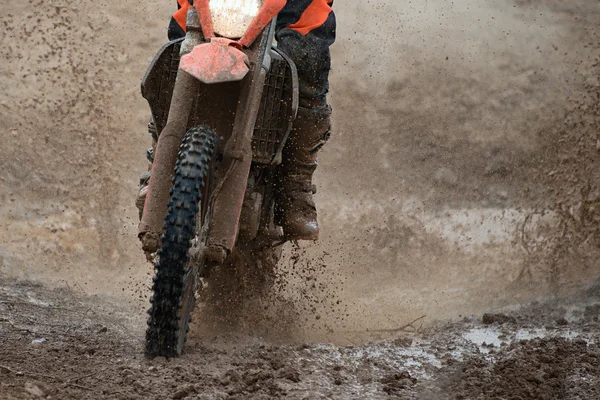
278, 102, 332, 241
135, 120, 158, 220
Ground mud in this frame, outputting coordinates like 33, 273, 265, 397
448, 338, 600, 400
2, 0, 600, 398
2, 273, 600, 399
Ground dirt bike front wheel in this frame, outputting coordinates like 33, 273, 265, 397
145, 126, 217, 357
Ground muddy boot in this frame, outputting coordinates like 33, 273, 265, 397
135, 120, 158, 220
278, 104, 332, 240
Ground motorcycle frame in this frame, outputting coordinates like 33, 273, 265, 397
139, 5, 279, 260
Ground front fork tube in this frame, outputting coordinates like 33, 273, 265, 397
204, 64, 268, 262
138, 11, 204, 252
138, 68, 200, 252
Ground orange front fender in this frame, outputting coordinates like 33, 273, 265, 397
179, 38, 249, 84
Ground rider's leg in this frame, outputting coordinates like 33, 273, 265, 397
275, 0, 336, 240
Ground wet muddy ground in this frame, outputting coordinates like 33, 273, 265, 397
2, 273, 599, 399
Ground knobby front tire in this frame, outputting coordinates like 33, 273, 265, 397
145, 126, 217, 357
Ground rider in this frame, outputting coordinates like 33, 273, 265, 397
137, 0, 335, 241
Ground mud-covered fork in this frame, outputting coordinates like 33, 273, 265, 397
138, 9, 205, 254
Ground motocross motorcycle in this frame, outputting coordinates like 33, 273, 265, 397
138, 0, 298, 357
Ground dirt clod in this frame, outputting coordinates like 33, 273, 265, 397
380, 371, 417, 395
482, 313, 517, 325
173, 384, 195, 399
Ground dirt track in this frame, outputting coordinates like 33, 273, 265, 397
2, 274, 600, 399
2, 0, 600, 398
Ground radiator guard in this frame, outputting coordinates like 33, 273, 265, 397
141, 41, 298, 165
251, 48, 298, 164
